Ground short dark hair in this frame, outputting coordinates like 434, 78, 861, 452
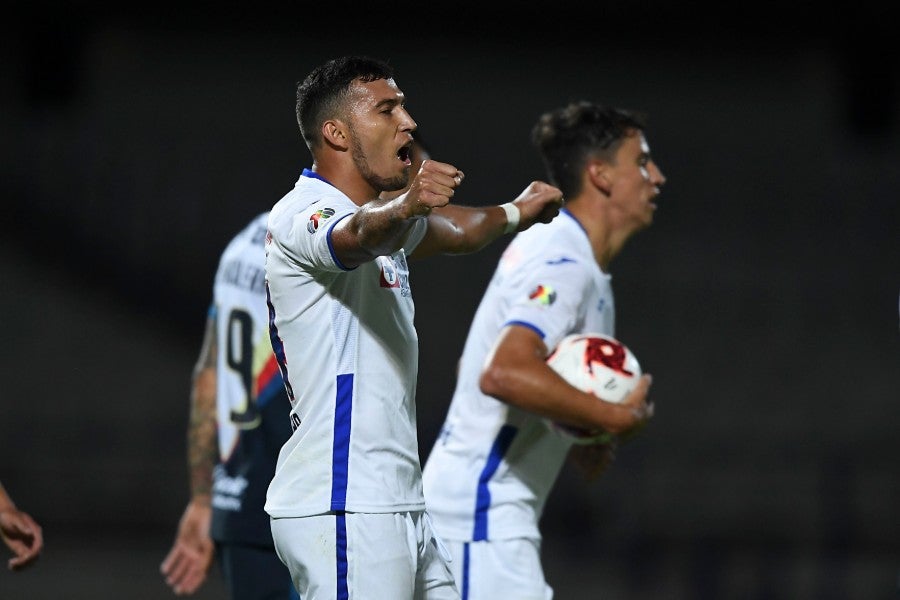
531, 102, 647, 198
295, 56, 394, 149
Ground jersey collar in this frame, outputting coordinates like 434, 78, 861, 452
301, 168, 335, 188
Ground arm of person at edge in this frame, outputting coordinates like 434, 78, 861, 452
480, 325, 654, 479
330, 158, 565, 267
0, 482, 43, 571
160, 312, 218, 595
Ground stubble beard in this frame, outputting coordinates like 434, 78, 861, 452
349, 133, 409, 195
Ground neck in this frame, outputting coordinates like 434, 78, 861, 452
312, 158, 378, 206
563, 196, 629, 271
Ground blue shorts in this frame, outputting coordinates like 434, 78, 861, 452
215, 541, 299, 600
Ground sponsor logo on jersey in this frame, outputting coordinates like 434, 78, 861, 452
527, 284, 557, 307
378, 256, 401, 288
378, 254, 413, 296
212, 465, 249, 511
307, 207, 336, 233
546, 256, 576, 265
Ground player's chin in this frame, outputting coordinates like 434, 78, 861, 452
384, 171, 410, 192
634, 214, 653, 230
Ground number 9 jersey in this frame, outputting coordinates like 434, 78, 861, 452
210, 211, 292, 546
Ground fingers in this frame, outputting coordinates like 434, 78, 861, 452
161, 543, 211, 594
535, 202, 561, 225
408, 160, 464, 212
161, 546, 190, 586
516, 180, 563, 203
175, 562, 208, 595
422, 162, 463, 198
511, 181, 565, 230
2, 511, 42, 570
21, 513, 42, 556
615, 375, 653, 443
7, 545, 40, 570
7, 540, 39, 570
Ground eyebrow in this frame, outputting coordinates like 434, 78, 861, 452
373, 95, 403, 111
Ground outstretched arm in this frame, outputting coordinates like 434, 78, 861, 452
410, 180, 564, 260
160, 311, 218, 595
479, 325, 654, 436
331, 159, 463, 268
0, 482, 43, 571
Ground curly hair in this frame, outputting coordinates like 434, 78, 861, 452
531, 102, 647, 198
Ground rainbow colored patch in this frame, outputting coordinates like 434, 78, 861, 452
307, 207, 336, 233
527, 284, 557, 306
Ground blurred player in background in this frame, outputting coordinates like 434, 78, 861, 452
264, 55, 564, 600
422, 101, 663, 599
0, 481, 43, 571
159, 211, 298, 599
160, 132, 431, 599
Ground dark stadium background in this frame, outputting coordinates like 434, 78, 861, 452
2, 3, 898, 599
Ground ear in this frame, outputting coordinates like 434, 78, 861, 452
588, 161, 613, 196
322, 119, 350, 151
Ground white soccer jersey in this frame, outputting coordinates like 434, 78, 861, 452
264, 170, 429, 518
210, 211, 292, 546
213, 212, 283, 461
422, 209, 615, 542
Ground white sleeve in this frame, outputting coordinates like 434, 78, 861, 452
272, 201, 358, 273
501, 256, 592, 352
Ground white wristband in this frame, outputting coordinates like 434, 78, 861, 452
500, 202, 520, 234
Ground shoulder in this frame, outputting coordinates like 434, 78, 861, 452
270, 179, 354, 233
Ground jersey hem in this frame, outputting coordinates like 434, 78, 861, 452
266, 501, 427, 518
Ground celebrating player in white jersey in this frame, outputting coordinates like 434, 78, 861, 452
162, 132, 431, 599
264, 55, 565, 600
422, 101, 663, 599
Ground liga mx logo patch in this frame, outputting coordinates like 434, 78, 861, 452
307, 207, 336, 233
527, 284, 556, 307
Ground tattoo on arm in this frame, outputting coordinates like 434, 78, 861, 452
187, 314, 218, 499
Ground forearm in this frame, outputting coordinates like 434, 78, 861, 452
480, 359, 639, 434
187, 366, 217, 499
335, 196, 426, 266
426, 204, 510, 255
480, 326, 643, 435
412, 179, 561, 259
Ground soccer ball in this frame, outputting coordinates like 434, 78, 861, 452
544, 333, 642, 444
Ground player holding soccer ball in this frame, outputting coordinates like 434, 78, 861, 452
422, 101, 664, 599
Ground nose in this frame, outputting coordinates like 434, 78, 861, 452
651, 162, 666, 187
400, 108, 417, 133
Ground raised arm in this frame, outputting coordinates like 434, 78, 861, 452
330, 159, 463, 268
410, 180, 564, 260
